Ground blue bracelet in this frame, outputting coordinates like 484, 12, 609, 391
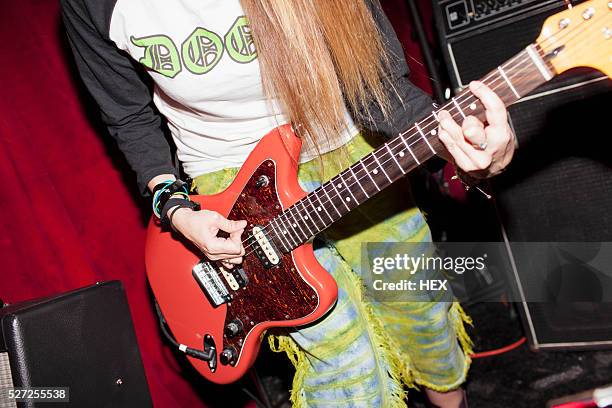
152, 180, 189, 218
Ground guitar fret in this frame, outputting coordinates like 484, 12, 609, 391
452, 98, 466, 119
498, 66, 520, 98
307, 195, 327, 229
400, 133, 420, 164
303, 200, 320, 235
282, 211, 304, 245
385, 144, 405, 174
349, 166, 369, 198
322, 184, 342, 217
274, 216, 297, 249
372, 152, 392, 183
337, 174, 361, 206
361, 161, 380, 191
314, 191, 334, 224
300, 199, 320, 231
290, 209, 309, 240
330, 178, 351, 211
278, 219, 294, 251
270, 218, 290, 252
339, 173, 360, 205
295, 201, 315, 237
415, 123, 436, 154
526, 44, 553, 80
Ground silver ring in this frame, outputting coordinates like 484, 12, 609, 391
474, 142, 488, 151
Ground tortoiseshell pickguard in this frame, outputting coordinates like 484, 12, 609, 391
217, 160, 318, 361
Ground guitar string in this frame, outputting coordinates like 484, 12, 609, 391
246, 14, 606, 254
250, 19, 607, 256
242, 59, 534, 256
255, 10, 609, 252
241, 19, 604, 258
233, 30, 606, 288
234, 11, 606, 259
240, 51, 544, 257
230, 17, 608, 288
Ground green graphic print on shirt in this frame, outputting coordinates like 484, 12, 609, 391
225, 16, 257, 63
130, 34, 182, 78
130, 16, 256, 78
182, 27, 224, 75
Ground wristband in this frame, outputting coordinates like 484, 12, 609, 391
160, 198, 200, 228
152, 179, 174, 196
153, 179, 190, 218
168, 205, 188, 231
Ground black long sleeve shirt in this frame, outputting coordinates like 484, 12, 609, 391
60, 0, 433, 194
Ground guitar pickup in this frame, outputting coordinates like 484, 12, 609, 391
251, 226, 281, 269
219, 265, 248, 290
193, 261, 231, 307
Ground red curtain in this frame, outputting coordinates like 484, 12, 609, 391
0, 1, 433, 406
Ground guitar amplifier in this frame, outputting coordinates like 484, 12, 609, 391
432, 0, 612, 350
432, 0, 587, 92
0, 281, 152, 407
493, 70, 612, 350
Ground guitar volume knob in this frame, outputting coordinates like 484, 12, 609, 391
220, 346, 237, 365
224, 319, 243, 338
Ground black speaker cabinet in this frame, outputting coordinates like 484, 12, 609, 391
432, 0, 612, 351
493, 70, 612, 350
0, 281, 152, 407
432, 0, 587, 91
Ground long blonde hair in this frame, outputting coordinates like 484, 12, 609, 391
240, 0, 391, 156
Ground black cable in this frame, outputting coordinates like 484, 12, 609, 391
154, 300, 215, 361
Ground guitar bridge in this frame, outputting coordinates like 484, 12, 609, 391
192, 261, 231, 307
251, 226, 281, 269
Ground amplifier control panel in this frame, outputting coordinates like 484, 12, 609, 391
438, 0, 578, 36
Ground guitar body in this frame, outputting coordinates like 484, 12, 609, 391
145, 124, 338, 384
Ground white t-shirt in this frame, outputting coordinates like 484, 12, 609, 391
108, 0, 358, 177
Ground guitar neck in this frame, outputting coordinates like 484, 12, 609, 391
270, 44, 556, 252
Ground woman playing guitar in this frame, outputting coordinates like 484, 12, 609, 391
61, 0, 515, 406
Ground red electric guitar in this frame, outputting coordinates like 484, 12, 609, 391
146, 1, 612, 384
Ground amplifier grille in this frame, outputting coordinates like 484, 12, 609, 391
494, 73, 612, 349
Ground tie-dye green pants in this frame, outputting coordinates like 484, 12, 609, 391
193, 133, 472, 408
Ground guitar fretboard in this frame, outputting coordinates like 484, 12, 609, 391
269, 44, 555, 252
